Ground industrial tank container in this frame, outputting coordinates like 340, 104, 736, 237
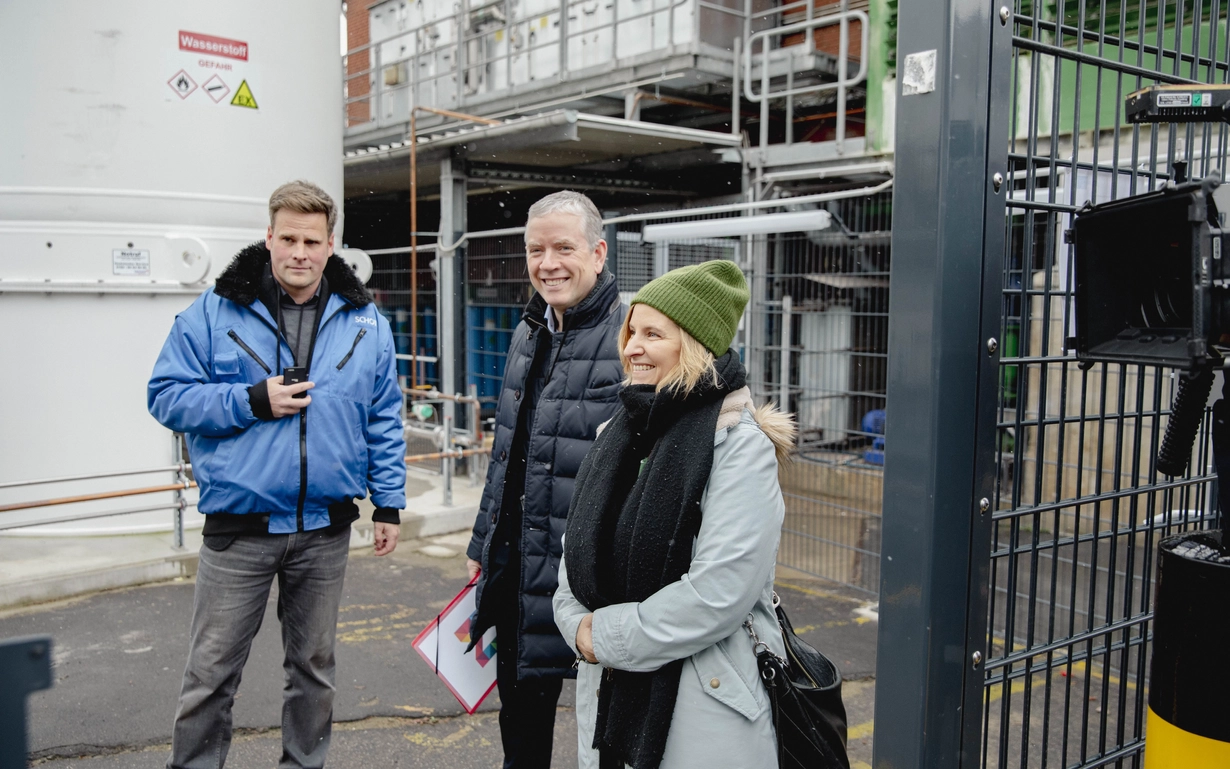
0, 0, 345, 534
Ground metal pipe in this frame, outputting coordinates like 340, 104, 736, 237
374, 44, 383, 124
0, 482, 196, 514
172, 433, 186, 550
759, 43, 769, 148
405, 448, 491, 463
836, 0, 848, 151
457, 0, 468, 107
0, 464, 193, 490
602, 179, 894, 224
383, 180, 896, 267
611, 0, 619, 63
408, 106, 500, 391
559, 0, 569, 79
779, 294, 792, 410
786, 68, 794, 145
505, 0, 512, 90
468, 383, 483, 488
732, 36, 741, 136
630, 90, 758, 119
403, 387, 483, 404
410, 108, 419, 390
443, 415, 454, 506
0, 502, 197, 532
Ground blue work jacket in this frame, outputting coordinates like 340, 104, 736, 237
148, 244, 406, 533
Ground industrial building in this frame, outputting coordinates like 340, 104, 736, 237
339, 0, 899, 592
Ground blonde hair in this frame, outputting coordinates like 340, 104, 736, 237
269, 180, 337, 234
618, 310, 721, 396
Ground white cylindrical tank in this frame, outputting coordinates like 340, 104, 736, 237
0, 0, 346, 534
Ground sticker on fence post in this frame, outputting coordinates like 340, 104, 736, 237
901, 50, 937, 96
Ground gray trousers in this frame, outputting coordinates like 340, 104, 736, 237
167, 526, 351, 769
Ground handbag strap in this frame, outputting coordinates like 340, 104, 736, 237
743, 592, 788, 667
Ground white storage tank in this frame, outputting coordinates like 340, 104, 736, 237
0, 0, 345, 534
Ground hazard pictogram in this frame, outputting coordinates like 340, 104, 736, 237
202, 74, 231, 103
230, 80, 258, 109
167, 69, 197, 99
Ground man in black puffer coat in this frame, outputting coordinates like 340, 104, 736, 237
466, 191, 627, 769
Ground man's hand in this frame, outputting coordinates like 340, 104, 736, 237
576, 613, 597, 664
466, 558, 481, 582
373, 522, 400, 556
267, 376, 314, 417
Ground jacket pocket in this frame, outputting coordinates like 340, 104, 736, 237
227, 330, 271, 374
336, 328, 367, 370
690, 638, 767, 721
212, 354, 245, 383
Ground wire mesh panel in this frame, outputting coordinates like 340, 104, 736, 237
368, 247, 440, 390
759, 194, 891, 595
465, 234, 534, 401
981, 2, 1227, 766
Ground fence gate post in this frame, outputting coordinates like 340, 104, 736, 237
873, 0, 1000, 765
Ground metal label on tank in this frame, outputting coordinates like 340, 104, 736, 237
112, 249, 151, 277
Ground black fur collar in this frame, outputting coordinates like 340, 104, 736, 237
214, 241, 373, 308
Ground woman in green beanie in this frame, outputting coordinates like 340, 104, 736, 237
553, 260, 797, 769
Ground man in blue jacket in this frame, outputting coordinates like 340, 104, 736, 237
148, 180, 406, 769
465, 191, 627, 768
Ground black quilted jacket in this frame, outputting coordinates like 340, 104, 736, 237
467, 269, 626, 679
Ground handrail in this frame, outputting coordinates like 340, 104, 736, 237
0, 482, 197, 514
0, 464, 192, 490
742, 10, 870, 103
344, 0, 716, 124
0, 502, 198, 533
406, 448, 491, 464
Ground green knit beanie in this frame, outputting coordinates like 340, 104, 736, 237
631, 260, 749, 356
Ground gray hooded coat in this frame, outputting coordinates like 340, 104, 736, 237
554, 388, 795, 769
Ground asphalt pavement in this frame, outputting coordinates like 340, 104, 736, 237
3, 531, 878, 769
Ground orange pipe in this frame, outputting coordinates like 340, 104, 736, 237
0, 482, 196, 514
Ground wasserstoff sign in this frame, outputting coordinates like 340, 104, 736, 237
178, 31, 248, 61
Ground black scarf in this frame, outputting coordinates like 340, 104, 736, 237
565, 351, 747, 769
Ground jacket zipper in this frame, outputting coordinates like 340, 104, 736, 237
291, 303, 353, 531
227, 330, 272, 374
296, 408, 308, 530
335, 328, 367, 370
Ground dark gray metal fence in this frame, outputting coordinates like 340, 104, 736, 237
879, 0, 1225, 767
983, 3, 1225, 766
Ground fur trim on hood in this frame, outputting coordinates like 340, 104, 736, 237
598, 386, 798, 464
717, 386, 797, 464
213, 241, 373, 308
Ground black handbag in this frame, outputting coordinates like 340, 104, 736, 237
744, 593, 851, 769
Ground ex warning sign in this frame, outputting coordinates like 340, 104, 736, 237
165, 28, 259, 110
230, 80, 258, 109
